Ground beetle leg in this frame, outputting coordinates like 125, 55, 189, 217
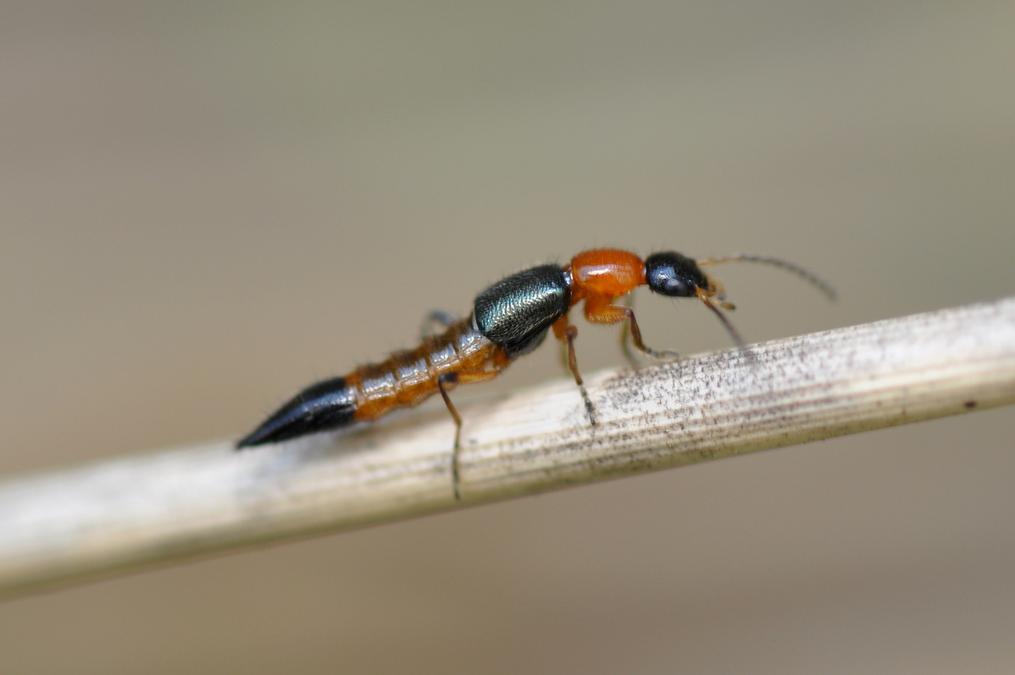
618, 294, 641, 368
584, 295, 680, 361
552, 316, 597, 426
420, 310, 458, 339
437, 368, 499, 500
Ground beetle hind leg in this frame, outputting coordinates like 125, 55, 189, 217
436, 368, 500, 501
436, 373, 464, 499
420, 310, 458, 339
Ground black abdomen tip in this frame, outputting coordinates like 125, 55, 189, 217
236, 376, 357, 448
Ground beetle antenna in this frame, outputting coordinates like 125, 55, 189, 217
696, 289, 750, 356
704, 299, 745, 350
696, 254, 837, 301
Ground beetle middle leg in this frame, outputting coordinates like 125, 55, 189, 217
551, 315, 597, 426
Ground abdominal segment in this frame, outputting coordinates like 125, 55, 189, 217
235, 375, 357, 447
237, 319, 510, 447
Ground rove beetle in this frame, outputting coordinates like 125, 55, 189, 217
238, 248, 834, 498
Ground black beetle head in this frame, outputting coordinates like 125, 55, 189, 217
644, 251, 708, 297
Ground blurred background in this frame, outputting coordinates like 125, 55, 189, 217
2, 1, 1014, 673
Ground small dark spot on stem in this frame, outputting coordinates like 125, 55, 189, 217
964, 400, 977, 410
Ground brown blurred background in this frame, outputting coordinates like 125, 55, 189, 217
2, 2, 1014, 673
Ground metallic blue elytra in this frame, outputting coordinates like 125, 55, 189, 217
473, 264, 571, 356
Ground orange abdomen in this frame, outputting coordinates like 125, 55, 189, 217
347, 319, 509, 422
